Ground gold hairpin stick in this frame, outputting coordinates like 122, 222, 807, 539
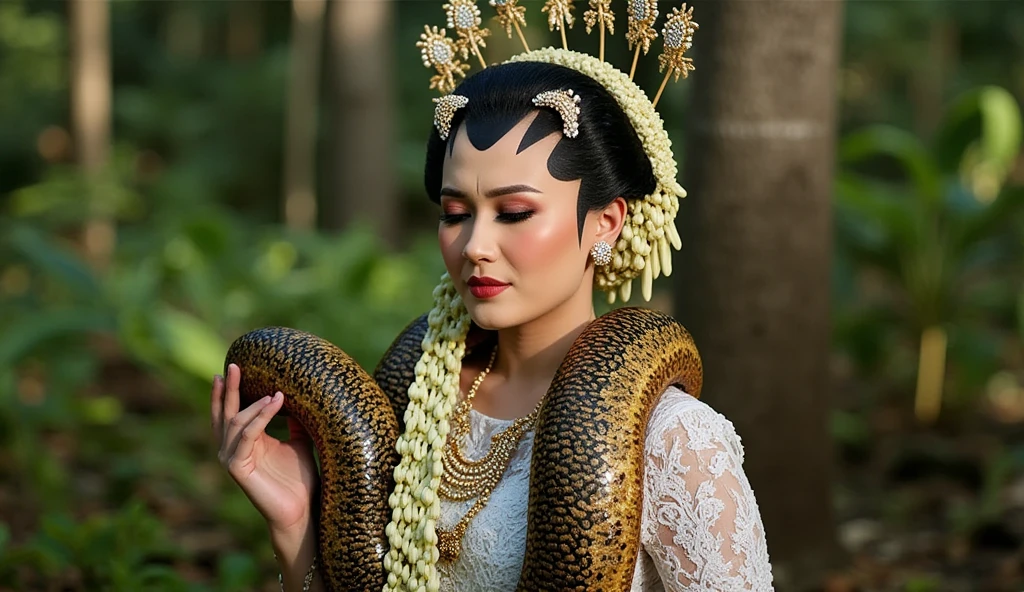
626, 0, 659, 80
445, 0, 491, 70
652, 4, 698, 107
417, 25, 471, 94
542, 0, 576, 51
490, 0, 530, 53
583, 0, 615, 61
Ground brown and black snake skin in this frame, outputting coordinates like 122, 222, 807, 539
224, 307, 702, 591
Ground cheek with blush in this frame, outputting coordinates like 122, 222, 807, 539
505, 210, 584, 285
438, 225, 465, 279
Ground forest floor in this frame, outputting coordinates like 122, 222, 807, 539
822, 391, 1024, 592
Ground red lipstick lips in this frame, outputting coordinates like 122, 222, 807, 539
467, 276, 510, 299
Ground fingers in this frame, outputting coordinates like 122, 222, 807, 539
228, 392, 285, 467
211, 374, 224, 437
222, 391, 273, 456
221, 364, 241, 438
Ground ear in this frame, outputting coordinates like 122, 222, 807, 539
590, 197, 628, 247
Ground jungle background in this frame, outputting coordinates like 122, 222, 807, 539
1, 0, 1023, 590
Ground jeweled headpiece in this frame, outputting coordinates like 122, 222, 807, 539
418, 0, 697, 304
386, 4, 698, 591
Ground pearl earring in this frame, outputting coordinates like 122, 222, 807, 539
590, 240, 612, 266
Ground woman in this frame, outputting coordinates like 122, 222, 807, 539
212, 5, 773, 590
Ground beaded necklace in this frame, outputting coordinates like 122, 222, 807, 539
436, 346, 542, 562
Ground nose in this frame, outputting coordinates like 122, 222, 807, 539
462, 219, 497, 264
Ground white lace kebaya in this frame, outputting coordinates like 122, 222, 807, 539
436, 386, 775, 591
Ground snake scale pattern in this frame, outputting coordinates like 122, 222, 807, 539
224, 307, 702, 591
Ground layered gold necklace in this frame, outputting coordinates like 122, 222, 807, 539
436, 346, 542, 562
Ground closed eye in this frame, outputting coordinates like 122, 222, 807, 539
497, 211, 534, 223
440, 211, 535, 225
439, 212, 470, 226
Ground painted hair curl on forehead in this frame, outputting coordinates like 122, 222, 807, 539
423, 61, 656, 236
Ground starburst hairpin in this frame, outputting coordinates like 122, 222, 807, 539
583, 0, 615, 61
626, 0, 659, 79
490, 0, 530, 52
542, 0, 576, 51
653, 4, 698, 107
417, 25, 471, 94
533, 89, 582, 138
444, 0, 491, 69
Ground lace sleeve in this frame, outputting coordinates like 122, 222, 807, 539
641, 388, 774, 591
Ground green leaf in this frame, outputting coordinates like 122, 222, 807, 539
0, 308, 115, 367
151, 306, 228, 381
953, 186, 1024, 252
936, 86, 1022, 177
5, 225, 100, 298
839, 126, 942, 205
977, 87, 1022, 175
834, 173, 919, 275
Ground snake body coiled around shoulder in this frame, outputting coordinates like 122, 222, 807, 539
224, 307, 702, 591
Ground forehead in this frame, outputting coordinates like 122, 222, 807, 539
441, 112, 564, 188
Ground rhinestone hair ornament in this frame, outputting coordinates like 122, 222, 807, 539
432, 94, 470, 140
533, 89, 582, 138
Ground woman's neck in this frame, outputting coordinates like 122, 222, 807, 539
492, 285, 596, 384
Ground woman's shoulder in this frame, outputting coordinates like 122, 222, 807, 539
644, 385, 745, 462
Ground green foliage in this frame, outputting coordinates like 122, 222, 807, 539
833, 85, 1024, 405
1, 0, 1022, 586
0, 179, 443, 586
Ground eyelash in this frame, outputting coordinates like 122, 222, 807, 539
439, 211, 535, 226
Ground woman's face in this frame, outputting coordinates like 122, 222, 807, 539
438, 113, 610, 330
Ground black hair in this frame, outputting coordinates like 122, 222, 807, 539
423, 61, 656, 238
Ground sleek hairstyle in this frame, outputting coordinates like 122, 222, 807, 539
423, 61, 656, 236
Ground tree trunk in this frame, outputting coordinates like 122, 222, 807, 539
282, 0, 327, 231
324, 0, 398, 246
227, 0, 264, 60
69, 0, 113, 271
673, 1, 844, 588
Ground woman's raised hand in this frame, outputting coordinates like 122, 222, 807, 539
212, 364, 319, 535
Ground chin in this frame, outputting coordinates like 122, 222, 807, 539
464, 303, 517, 331
463, 291, 542, 331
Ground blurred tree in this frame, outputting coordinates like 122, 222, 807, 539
674, 0, 844, 587
69, 0, 112, 270
283, 0, 327, 230
162, 1, 202, 59
325, 0, 398, 246
226, 0, 264, 60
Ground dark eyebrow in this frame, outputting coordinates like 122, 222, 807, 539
485, 184, 541, 198
439, 184, 542, 199
439, 186, 468, 199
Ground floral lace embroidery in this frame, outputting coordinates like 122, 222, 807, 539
642, 389, 774, 591
437, 387, 774, 591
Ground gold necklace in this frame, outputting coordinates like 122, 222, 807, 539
436, 347, 542, 562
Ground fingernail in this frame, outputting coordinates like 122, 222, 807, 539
261, 395, 271, 404
273, 392, 283, 401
